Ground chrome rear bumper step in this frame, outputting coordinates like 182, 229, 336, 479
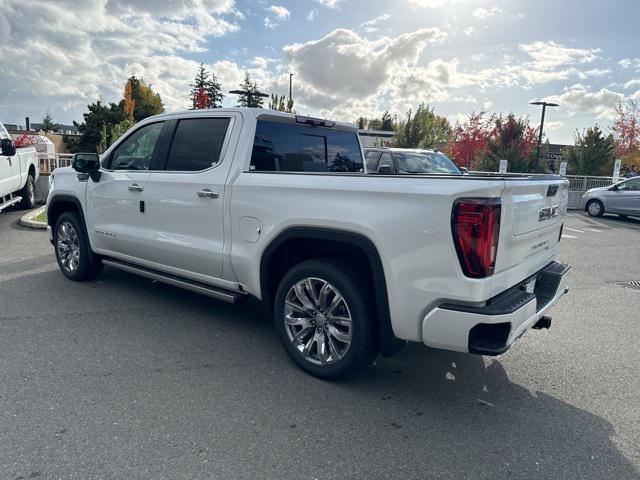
102, 258, 248, 304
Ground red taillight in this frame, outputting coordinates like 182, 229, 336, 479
452, 198, 501, 278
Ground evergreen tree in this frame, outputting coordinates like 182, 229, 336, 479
566, 126, 616, 175
70, 100, 126, 153
41, 111, 57, 132
235, 73, 264, 108
380, 111, 394, 131
190, 63, 224, 109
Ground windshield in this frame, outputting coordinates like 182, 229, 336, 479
393, 151, 462, 174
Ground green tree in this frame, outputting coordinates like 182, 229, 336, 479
394, 104, 451, 149
122, 75, 164, 121
69, 100, 126, 153
380, 111, 394, 131
235, 73, 265, 108
566, 126, 616, 175
476, 113, 540, 172
355, 117, 368, 129
41, 111, 57, 132
190, 63, 224, 109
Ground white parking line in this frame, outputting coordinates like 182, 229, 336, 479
586, 228, 602, 233
561, 234, 577, 239
565, 227, 584, 233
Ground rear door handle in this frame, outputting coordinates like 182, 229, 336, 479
197, 188, 219, 199
128, 183, 144, 192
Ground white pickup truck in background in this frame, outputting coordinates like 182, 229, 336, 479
46, 108, 570, 379
0, 122, 38, 211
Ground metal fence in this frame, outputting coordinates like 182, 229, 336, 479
38, 153, 73, 175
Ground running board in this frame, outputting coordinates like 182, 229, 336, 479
102, 258, 248, 304
0, 195, 22, 212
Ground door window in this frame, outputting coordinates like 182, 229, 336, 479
111, 122, 164, 171
365, 151, 381, 172
377, 152, 394, 172
165, 118, 230, 171
618, 178, 640, 191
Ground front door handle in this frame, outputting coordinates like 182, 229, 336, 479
197, 188, 219, 199
128, 183, 144, 192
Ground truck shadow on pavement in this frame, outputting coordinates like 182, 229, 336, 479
2, 266, 638, 480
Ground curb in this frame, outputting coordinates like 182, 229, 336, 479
18, 206, 47, 230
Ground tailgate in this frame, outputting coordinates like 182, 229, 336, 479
493, 177, 568, 278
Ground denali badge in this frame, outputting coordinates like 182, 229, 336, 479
539, 205, 559, 222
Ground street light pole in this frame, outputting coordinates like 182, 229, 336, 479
289, 73, 294, 102
530, 101, 559, 162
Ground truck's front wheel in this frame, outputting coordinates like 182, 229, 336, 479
274, 259, 378, 379
54, 212, 103, 281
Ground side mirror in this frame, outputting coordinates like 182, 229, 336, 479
72, 153, 101, 181
1, 138, 16, 157
378, 165, 393, 174
609, 185, 618, 191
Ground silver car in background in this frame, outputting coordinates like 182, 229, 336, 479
581, 177, 640, 218
363, 148, 463, 175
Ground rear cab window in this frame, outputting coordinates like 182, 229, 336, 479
250, 119, 363, 173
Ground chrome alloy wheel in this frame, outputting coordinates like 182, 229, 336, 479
283, 277, 353, 365
27, 180, 35, 204
588, 201, 602, 216
57, 221, 81, 272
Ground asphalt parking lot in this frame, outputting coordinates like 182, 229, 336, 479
1, 208, 639, 480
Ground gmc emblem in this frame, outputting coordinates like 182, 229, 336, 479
539, 205, 559, 222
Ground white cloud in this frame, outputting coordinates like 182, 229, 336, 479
360, 14, 391, 28
408, 0, 464, 7
464, 27, 474, 36
472, 7, 502, 19
284, 27, 446, 106
264, 5, 290, 29
307, 9, 318, 20
520, 41, 599, 70
314, 0, 342, 8
0, 0, 240, 122
546, 84, 625, 119
266, 5, 290, 19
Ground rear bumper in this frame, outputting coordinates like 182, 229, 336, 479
421, 261, 570, 355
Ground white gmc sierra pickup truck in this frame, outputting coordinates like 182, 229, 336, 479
1, 122, 38, 211
46, 108, 570, 379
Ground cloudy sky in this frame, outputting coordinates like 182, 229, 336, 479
1, 0, 639, 144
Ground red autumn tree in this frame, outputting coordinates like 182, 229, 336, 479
447, 112, 493, 169
612, 100, 640, 166
194, 85, 209, 109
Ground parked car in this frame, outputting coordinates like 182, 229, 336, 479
0, 122, 39, 211
46, 108, 570, 379
581, 177, 640, 218
364, 147, 463, 175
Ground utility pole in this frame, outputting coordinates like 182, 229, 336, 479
530, 101, 559, 162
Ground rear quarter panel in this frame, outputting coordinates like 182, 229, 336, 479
229, 173, 507, 342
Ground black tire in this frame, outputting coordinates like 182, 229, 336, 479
53, 211, 103, 281
274, 258, 379, 379
18, 174, 36, 209
586, 199, 604, 217
619, 214, 628, 220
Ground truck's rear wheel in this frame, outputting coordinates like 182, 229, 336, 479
18, 174, 35, 209
54, 212, 103, 281
274, 258, 378, 379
